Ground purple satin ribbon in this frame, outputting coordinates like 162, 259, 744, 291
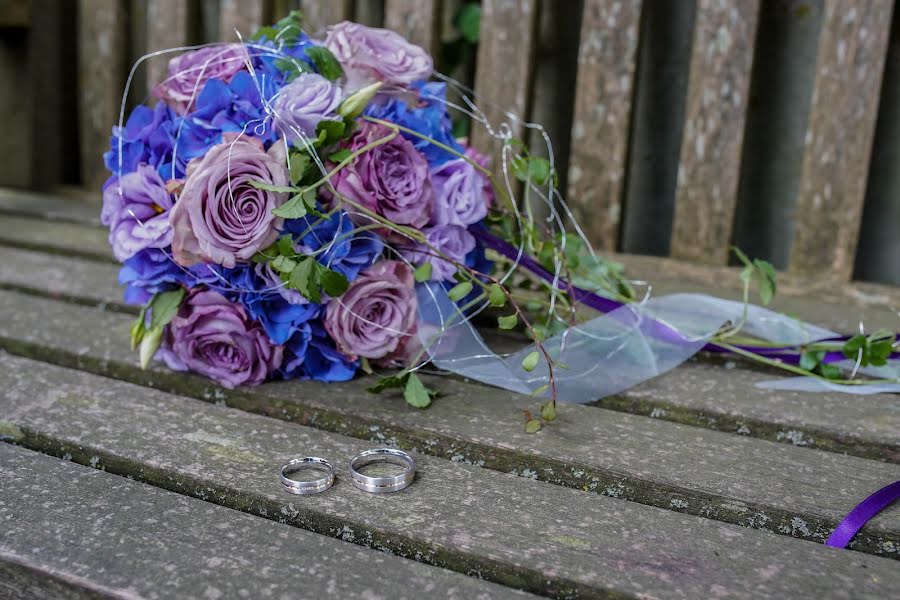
473, 229, 899, 365
826, 480, 900, 548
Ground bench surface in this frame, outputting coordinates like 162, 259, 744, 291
0, 187, 898, 599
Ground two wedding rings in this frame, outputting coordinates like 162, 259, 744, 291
279, 448, 416, 495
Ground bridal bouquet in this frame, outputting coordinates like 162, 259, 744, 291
103, 13, 899, 423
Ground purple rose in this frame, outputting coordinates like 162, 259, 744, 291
324, 260, 418, 364
153, 44, 249, 113
101, 164, 174, 262
430, 158, 490, 227
272, 73, 343, 144
328, 122, 432, 229
324, 22, 432, 90
405, 225, 476, 282
157, 289, 283, 388
169, 134, 289, 268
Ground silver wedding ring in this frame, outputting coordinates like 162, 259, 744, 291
280, 457, 335, 495
349, 448, 416, 493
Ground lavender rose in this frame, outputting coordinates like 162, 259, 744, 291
430, 158, 490, 227
101, 164, 174, 262
170, 134, 289, 268
329, 122, 432, 228
272, 73, 343, 144
405, 225, 476, 282
324, 22, 433, 90
154, 44, 248, 113
157, 289, 282, 388
324, 260, 418, 364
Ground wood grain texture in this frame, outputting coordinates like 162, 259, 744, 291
2, 287, 900, 559
145, 0, 191, 90
566, 0, 643, 251
384, 0, 440, 56
670, 0, 761, 264
0, 445, 532, 600
789, 0, 894, 280
300, 0, 353, 33
2, 352, 899, 595
469, 0, 539, 164
77, 0, 128, 193
218, 0, 267, 41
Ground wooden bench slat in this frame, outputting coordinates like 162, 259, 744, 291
789, 0, 894, 281
469, 0, 539, 165
77, 0, 128, 193
1, 243, 899, 464
566, 0, 643, 251
218, 0, 267, 41
146, 0, 192, 91
0, 215, 111, 263
299, 0, 353, 33
2, 352, 898, 596
1, 288, 898, 558
0, 188, 101, 225
0, 444, 532, 600
384, 0, 440, 57
670, 0, 761, 264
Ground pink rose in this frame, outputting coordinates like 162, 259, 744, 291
324, 260, 418, 365
324, 22, 433, 90
153, 44, 249, 113
170, 134, 289, 268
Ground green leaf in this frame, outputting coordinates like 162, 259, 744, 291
528, 157, 552, 186
524, 419, 542, 434
328, 148, 353, 163
249, 179, 298, 194
842, 334, 867, 361
488, 283, 506, 307
320, 267, 349, 297
753, 259, 777, 305
530, 383, 549, 397
367, 374, 406, 394
448, 281, 473, 302
731, 246, 752, 267
498, 314, 518, 330
455, 2, 482, 43
540, 401, 557, 422
818, 363, 842, 379
271, 255, 297, 274
148, 288, 186, 331
403, 373, 434, 408
273, 193, 311, 219
277, 234, 296, 257
413, 262, 433, 282
130, 305, 148, 350
799, 350, 823, 372
306, 45, 345, 81
288, 258, 319, 303
521, 351, 540, 372
870, 337, 895, 366
289, 153, 310, 185
315, 119, 347, 147
139, 325, 164, 370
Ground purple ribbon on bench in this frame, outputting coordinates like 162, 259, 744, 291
826, 480, 900, 548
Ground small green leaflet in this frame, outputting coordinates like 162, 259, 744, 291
320, 268, 349, 297
289, 153, 310, 185
413, 262, 433, 282
842, 332, 896, 367
148, 288, 186, 331
306, 46, 345, 81
731, 247, 777, 305
271, 255, 297, 274
316, 119, 347, 147
273, 187, 317, 219
328, 148, 353, 163
511, 155, 552, 186
524, 419, 542, 433
540, 401, 557, 422
403, 373, 435, 408
367, 374, 406, 394
249, 179, 299, 194
286, 257, 350, 303
455, 2, 482, 43
498, 314, 518, 329
488, 283, 506, 307
521, 351, 540, 372
130, 305, 148, 350
135, 288, 186, 370
448, 281, 473, 301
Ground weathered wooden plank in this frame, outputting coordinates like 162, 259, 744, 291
670, 0, 761, 264
218, 0, 267, 41
0, 215, 111, 262
469, 0, 539, 166
145, 0, 192, 91
789, 1, 894, 281
0, 26, 31, 188
0, 444, 531, 600
77, 0, 128, 193
1, 244, 899, 464
1, 289, 898, 557
566, 0, 642, 251
384, 0, 440, 57
0, 188, 101, 225
2, 352, 899, 595
0, 0, 29, 27
300, 0, 353, 33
